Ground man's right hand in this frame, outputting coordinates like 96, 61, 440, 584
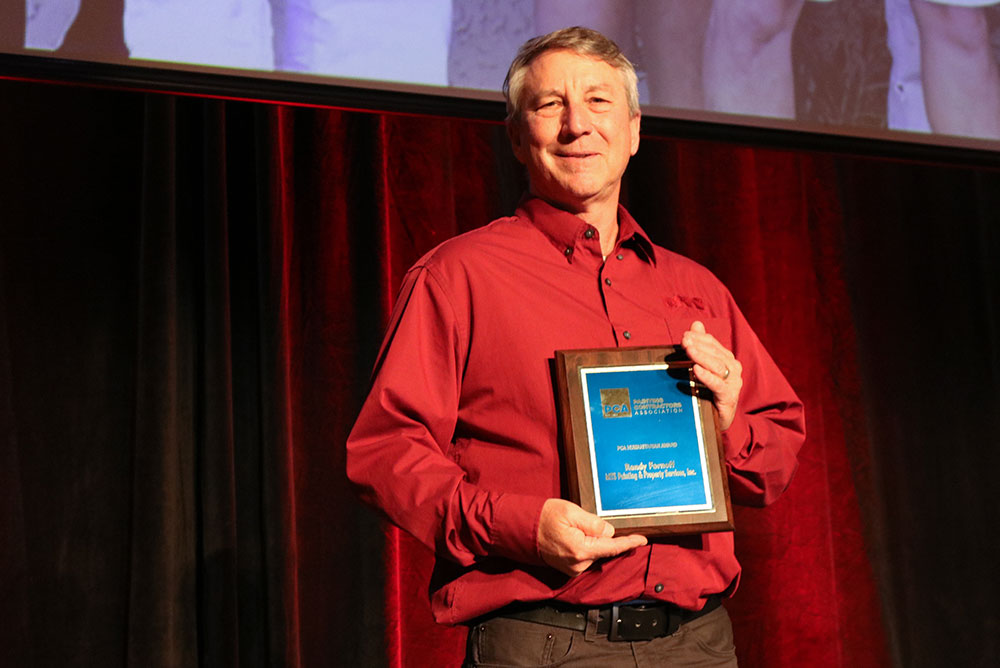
537, 498, 648, 577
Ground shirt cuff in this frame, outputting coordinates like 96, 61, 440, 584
721, 412, 751, 463
489, 492, 549, 566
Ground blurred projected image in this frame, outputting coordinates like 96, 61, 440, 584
531, 0, 807, 119
886, 0, 1000, 139
25, 0, 453, 83
450, 0, 1000, 141
14, 0, 1000, 143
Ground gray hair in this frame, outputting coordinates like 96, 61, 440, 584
502, 26, 640, 123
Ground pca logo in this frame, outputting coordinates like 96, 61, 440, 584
600, 388, 632, 418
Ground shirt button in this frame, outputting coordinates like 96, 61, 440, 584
623, 330, 631, 340
604, 278, 612, 286
584, 228, 595, 239
654, 583, 664, 593
616, 254, 624, 261
564, 247, 573, 257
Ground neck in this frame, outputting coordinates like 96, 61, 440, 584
577, 204, 619, 258
532, 190, 621, 257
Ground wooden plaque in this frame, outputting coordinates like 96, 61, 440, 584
554, 346, 733, 536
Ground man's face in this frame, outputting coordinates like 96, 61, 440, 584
508, 49, 640, 214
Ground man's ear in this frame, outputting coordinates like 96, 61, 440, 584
629, 111, 641, 156
507, 119, 527, 165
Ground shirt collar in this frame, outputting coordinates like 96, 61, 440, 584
515, 196, 657, 265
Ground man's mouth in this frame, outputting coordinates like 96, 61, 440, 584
556, 152, 598, 159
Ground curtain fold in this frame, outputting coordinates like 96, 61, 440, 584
128, 92, 198, 666
0, 202, 30, 667
258, 102, 304, 668
1, 77, 997, 666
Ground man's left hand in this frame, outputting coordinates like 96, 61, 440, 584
681, 320, 742, 431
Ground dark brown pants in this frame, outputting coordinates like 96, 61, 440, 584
465, 605, 738, 667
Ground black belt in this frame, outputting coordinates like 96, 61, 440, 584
495, 595, 723, 642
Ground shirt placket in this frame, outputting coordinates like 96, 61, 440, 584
599, 243, 639, 346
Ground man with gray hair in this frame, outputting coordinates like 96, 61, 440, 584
348, 26, 804, 666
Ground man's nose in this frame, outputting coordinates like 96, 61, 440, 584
561, 101, 593, 138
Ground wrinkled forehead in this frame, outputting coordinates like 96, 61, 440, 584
518, 49, 627, 100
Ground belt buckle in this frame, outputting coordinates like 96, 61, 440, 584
608, 603, 679, 642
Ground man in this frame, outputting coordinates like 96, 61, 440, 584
347, 27, 804, 666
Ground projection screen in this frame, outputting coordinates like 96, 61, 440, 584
3, 0, 1000, 151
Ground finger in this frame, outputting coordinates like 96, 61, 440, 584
580, 533, 648, 561
688, 350, 735, 380
549, 534, 646, 577
682, 323, 711, 350
693, 363, 725, 392
682, 332, 730, 367
682, 329, 729, 358
683, 330, 737, 382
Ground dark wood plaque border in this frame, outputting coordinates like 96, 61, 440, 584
554, 346, 734, 537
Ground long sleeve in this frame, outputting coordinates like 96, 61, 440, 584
718, 297, 805, 507
346, 263, 547, 568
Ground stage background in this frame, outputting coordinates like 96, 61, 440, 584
1, 78, 997, 667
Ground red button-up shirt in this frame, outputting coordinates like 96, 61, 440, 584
347, 197, 804, 625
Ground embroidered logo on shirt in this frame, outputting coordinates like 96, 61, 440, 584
664, 296, 706, 310
600, 388, 632, 418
